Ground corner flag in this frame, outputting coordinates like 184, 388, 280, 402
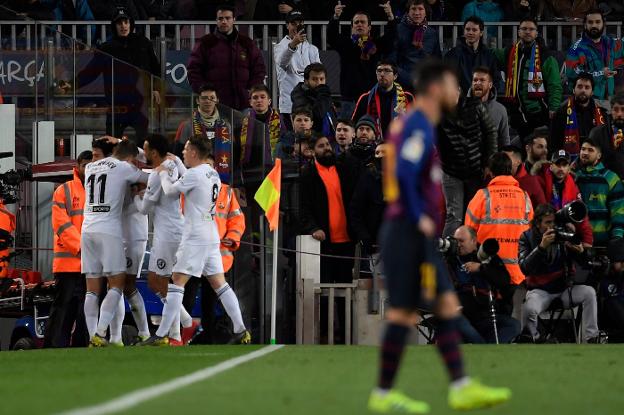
254, 158, 281, 231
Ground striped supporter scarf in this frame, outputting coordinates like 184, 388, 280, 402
351, 34, 377, 60
563, 97, 605, 155
504, 41, 545, 100
366, 83, 408, 134
239, 109, 283, 165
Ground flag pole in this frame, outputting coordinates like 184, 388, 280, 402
270, 222, 279, 345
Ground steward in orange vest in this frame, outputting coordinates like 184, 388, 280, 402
45, 151, 92, 348
465, 153, 533, 285
215, 184, 245, 272
0, 200, 16, 278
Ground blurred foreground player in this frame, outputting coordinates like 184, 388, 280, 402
369, 60, 511, 413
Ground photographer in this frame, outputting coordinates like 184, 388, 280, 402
599, 240, 624, 338
518, 204, 600, 343
445, 226, 520, 343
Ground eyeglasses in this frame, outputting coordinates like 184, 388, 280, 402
376, 68, 394, 74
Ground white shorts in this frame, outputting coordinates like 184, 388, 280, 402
124, 240, 147, 276
148, 239, 180, 276
202, 243, 225, 276
81, 232, 126, 278
173, 242, 223, 278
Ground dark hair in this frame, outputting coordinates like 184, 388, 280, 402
519, 17, 539, 29
583, 8, 605, 24
91, 138, 115, 157
216, 4, 236, 16
611, 92, 624, 106
304, 63, 327, 80
488, 152, 512, 176
574, 72, 595, 89
291, 107, 313, 119
525, 126, 550, 146
406, 0, 429, 14
144, 133, 169, 158
582, 136, 602, 152
412, 59, 457, 96
77, 150, 93, 163
377, 59, 398, 74
309, 134, 329, 148
501, 145, 522, 157
187, 134, 211, 159
472, 65, 492, 80
352, 11, 371, 26
532, 203, 556, 228
464, 15, 484, 32
336, 118, 354, 128
113, 139, 139, 159
198, 83, 218, 95
249, 83, 270, 97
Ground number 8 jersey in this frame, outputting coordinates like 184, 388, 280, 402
82, 157, 148, 236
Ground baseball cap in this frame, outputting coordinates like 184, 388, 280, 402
112, 7, 130, 23
286, 10, 305, 23
551, 149, 571, 164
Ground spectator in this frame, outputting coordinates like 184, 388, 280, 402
350, 143, 386, 254
468, 66, 510, 148
174, 83, 234, 159
238, 84, 287, 172
274, 10, 321, 126
496, 18, 562, 141
334, 118, 355, 155
140, 0, 177, 19
328, 2, 397, 118
70, 7, 160, 141
446, 225, 520, 343
275, 107, 314, 160
255, 0, 310, 21
290, 63, 336, 136
518, 203, 600, 343
588, 93, 624, 179
511, 0, 540, 20
565, 8, 624, 105
461, 1, 504, 39
536, 149, 593, 246
352, 60, 414, 140
444, 16, 502, 95
551, 73, 607, 161
300, 135, 356, 283
426, 0, 453, 20
574, 137, 624, 247
523, 127, 548, 174
600, 239, 624, 335
344, 115, 380, 168
502, 145, 547, 208
44, 151, 92, 348
390, 0, 441, 88
438, 83, 498, 237
465, 152, 534, 286
541, 0, 597, 20
187, 4, 266, 110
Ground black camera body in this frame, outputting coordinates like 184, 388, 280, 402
0, 168, 30, 205
554, 200, 587, 244
437, 236, 458, 255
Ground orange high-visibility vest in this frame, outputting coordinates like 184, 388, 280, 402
0, 202, 16, 278
215, 184, 245, 272
465, 175, 534, 285
52, 168, 85, 273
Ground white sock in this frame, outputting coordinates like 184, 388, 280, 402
180, 305, 193, 328
215, 283, 245, 334
84, 291, 99, 338
127, 290, 150, 338
450, 377, 471, 390
156, 292, 166, 304
156, 284, 184, 338
109, 295, 125, 344
96, 287, 122, 337
169, 307, 181, 341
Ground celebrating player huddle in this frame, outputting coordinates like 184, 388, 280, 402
81, 134, 250, 347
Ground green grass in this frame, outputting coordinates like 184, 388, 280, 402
0, 345, 622, 414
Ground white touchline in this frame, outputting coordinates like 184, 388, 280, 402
56, 345, 285, 415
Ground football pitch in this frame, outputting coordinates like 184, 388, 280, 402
1, 344, 622, 415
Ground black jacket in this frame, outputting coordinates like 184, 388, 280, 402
588, 122, 624, 180
290, 82, 335, 134
349, 161, 384, 248
327, 17, 397, 101
299, 158, 357, 239
444, 38, 502, 96
550, 99, 606, 155
437, 96, 498, 178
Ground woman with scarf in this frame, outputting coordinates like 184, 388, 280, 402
390, 0, 441, 89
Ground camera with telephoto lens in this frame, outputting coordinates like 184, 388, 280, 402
0, 153, 31, 205
553, 200, 587, 244
437, 236, 458, 255
477, 238, 500, 264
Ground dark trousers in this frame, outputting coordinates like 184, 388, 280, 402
182, 276, 226, 344
44, 273, 89, 348
510, 109, 550, 142
106, 107, 148, 142
471, 314, 521, 344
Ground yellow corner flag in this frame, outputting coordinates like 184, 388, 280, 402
254, 158, 282, 231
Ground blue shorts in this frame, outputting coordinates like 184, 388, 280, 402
379, 217, 453, 311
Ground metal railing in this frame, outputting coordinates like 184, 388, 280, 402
1, 20, 623, 52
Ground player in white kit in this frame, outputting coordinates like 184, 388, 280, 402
83, 140, 148, 347
140, 135, 249, 345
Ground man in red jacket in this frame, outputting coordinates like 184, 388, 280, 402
539, 149, 593, 246
502, 145, 546, 209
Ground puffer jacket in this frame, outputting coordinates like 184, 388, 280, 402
444, 38, 503, 96
437, 95, 498, 178
187, 29, 267, 110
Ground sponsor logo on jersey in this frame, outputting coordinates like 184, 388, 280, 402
90, 205, 111, 213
